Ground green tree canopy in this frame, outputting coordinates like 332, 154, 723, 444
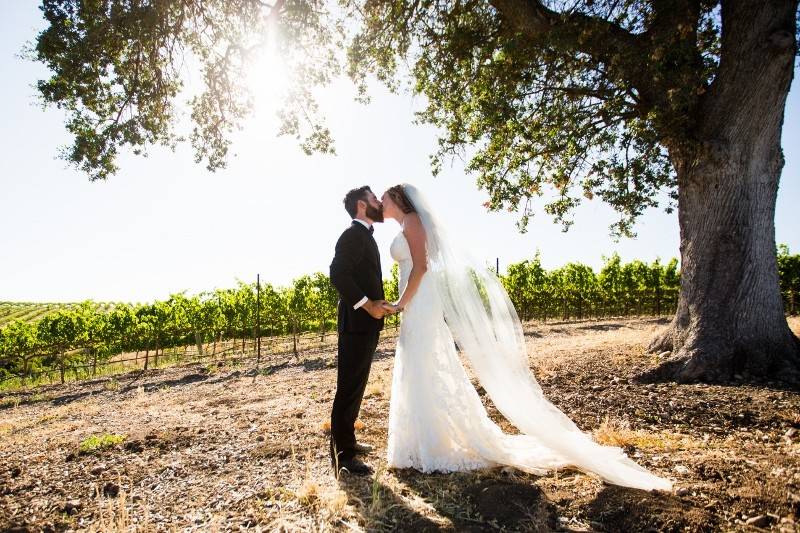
27, 1, 800, 382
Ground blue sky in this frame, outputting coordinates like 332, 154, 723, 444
1, 5, 797, 303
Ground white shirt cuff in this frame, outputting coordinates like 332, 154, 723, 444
353, 296, 368, 310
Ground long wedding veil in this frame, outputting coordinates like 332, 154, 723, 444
402, 183, 672, 491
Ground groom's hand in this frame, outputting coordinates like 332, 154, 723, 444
381, 302, 401, 315
363, 299, 387, 319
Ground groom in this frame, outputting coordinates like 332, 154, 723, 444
328, 186, 387, 476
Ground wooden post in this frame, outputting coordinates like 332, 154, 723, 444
256, 274, 262, 368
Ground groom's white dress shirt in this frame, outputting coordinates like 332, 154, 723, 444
352, 218, 372, 310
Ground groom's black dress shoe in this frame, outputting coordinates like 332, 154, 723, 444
336, 457, 374, 476
353, 442, 374, 455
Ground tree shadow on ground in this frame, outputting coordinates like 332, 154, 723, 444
4, 369, 216, 407
336, 472, 444, 532
302, 357, 332, 372
583, 484, 715, 532
373, 348, 396, 362
0, 372, 125, 409
531, 317, 664, 327
270, 347, 397, 374
49, 389, 103, 406
0, 389, 86, 410
119, 363, 277, 393
634, 359, 800, 392
574, 322, 626, 332
391, 467, 558, 532
139, 371, 210, 391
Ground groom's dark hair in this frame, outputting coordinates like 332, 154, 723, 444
343, 186, 373, 218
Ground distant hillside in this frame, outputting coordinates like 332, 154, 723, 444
0, 302, 118, 327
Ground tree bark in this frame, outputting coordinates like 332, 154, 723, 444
648, 141, 800, 382
646, 0, 800, 384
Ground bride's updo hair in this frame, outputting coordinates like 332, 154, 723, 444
386, 185, 416, 214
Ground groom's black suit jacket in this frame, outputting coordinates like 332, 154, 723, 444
330, 221, 385, 333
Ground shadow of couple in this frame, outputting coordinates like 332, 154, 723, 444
333, 464, 688, 532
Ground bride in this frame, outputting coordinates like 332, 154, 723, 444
378, 183, 672, 492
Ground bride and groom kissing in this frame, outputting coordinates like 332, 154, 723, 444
328, 184, 672, 492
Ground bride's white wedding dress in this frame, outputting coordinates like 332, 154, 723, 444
385, 185, 672, 492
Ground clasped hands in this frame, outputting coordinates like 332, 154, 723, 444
363, 299, 402, 319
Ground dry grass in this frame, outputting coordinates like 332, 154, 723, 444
296, 479, 348, 519
320, 419, 366, 433
297, 449, 330, 513
593, 416, 710, 452
89, 488, 131, 532
0, 396, 21, 408
364, 375, 391, 399
778, 409, 800, 427
2, 317, 798, 532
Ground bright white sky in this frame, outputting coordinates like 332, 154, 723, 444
1, 5, 798, 304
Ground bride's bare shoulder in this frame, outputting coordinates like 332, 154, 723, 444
403, 212, 426, 252
402, 212, 424, 233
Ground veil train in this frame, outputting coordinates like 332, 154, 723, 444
401, 183, 672, 491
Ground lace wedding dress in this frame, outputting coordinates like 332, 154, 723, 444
385, 185, 672, 492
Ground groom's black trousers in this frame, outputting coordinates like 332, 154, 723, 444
330, 330, 380, 464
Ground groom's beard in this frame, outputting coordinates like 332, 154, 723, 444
366, 203, 384, 223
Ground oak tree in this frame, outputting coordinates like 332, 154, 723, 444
30, 0, 800, 383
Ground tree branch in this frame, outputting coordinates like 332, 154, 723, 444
487, 0, 641, 64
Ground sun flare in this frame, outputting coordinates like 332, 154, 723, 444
245, 27, 290, 117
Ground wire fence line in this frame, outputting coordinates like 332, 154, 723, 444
2, 247, 798, 391
0, 323, 403, 391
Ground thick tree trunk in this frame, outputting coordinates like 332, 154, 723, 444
647, 145, 800, 382
646, 0, 800, 384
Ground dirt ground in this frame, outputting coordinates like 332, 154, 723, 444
1, 317, 798, 532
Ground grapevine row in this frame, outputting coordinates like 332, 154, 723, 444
1, 246, 797, 389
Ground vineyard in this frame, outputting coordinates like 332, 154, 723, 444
0, 302, 119, 328
2, 247, 798, 390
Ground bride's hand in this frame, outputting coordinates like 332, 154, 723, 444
382, 302, 403, 314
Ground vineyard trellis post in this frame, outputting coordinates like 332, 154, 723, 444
3, 248, 798, 392
256, 273, 262, 370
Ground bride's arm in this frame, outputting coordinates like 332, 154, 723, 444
396, 213, 428, 309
